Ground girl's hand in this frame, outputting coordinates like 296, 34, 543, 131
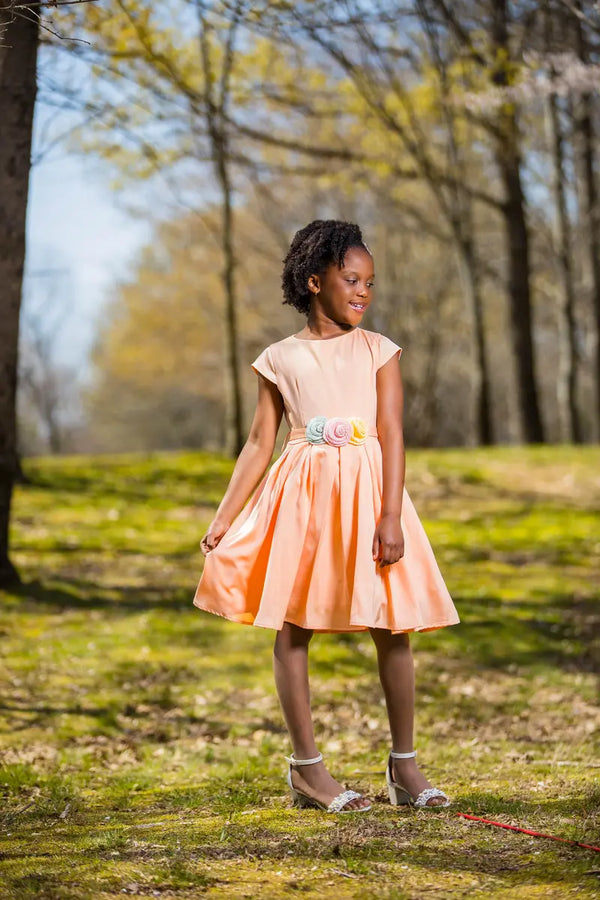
200, 518, 231, 556
372, 514, 404, 567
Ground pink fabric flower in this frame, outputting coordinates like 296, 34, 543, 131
323, 417, 352, 446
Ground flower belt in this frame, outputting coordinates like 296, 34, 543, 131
286, 415, 377, 447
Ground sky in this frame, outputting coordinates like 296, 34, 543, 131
24, 91, 152, 379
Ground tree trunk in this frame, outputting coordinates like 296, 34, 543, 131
546, 89, 582, 442
573, 2, 600, 438
198, 4, 244, 457
216, 138, 244, 456
458, 233, 493, 445
490, 0, 545, 443
308, 2, 496, 446
421, 0, 494, 445
0, 7, 39, 586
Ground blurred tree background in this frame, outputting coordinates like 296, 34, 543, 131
16, 0, 600, 454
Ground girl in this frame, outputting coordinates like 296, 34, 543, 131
194, 220, 460, 814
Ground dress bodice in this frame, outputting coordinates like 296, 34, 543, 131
251, 327, 402, 431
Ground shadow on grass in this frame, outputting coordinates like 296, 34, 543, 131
5, 579, 599, 678
0, 699, 282, 744
12, 578, 198, 613
413, 594, 599, 674
13, 544, 201, 559
21, 455, 236, 508
453, 787, 600, 820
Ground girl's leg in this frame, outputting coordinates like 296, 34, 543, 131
369, 628, 446, 806
273, 621, 370, 810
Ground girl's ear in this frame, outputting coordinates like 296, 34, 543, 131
308, 274, 320, 294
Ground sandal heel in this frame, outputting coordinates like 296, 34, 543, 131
291, 790, 316, 809
288, 782, 314, 808
387, 780, 411, 806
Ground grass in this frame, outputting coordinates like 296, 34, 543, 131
0, 443, 598, 899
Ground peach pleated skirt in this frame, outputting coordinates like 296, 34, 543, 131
193, 429, 460, 635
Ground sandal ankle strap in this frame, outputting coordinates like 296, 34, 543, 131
390, 750, 417, 759
285, 752, 323, 766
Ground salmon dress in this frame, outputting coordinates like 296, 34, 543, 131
193, 327, 460, 634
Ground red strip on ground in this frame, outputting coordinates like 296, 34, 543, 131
456, 813, 600, 852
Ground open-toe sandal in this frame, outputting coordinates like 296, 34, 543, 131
286, 752, 372, 814
386, 749, 451, 809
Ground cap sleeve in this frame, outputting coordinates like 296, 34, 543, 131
251, 346, 278, 385
377, 333, 403, 370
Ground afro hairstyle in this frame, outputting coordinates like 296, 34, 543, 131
281, 219, 372, 315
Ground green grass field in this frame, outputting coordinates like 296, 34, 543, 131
1, 445, 598, 899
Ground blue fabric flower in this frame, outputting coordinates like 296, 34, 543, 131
306, 416, 327, 443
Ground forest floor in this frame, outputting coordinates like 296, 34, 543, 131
0, 444, 599, 899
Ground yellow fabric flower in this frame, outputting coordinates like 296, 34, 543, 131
348, 416, 368, 445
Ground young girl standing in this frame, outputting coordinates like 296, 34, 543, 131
194, 219, 460, 813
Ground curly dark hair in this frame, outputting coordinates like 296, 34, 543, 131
281, 219, 371, 315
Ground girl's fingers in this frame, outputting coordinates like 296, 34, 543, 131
372, 536, 380, 560
378, 542, 405, 566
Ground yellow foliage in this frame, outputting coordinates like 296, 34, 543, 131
87, 196, 298, 442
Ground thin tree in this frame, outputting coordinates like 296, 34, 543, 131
489, 1, 544, 442
19, 276, 75, 454
196, 0, 246, 455
417, 0, 494, 444
571, 0, 600, 435
544, 2, 583, 442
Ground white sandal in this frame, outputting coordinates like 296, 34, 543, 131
386, 750, 451, 808
286, 752, 372, 814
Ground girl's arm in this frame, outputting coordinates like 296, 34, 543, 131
200, 375, 284, 554
373, 354, 405, 566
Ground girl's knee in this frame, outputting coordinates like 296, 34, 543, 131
369, 627, 410, 649
274, 621, 313, 652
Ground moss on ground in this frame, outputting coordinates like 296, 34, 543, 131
0, 445, 598, 898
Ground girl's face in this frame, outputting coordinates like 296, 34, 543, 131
309, 246, 374, 325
